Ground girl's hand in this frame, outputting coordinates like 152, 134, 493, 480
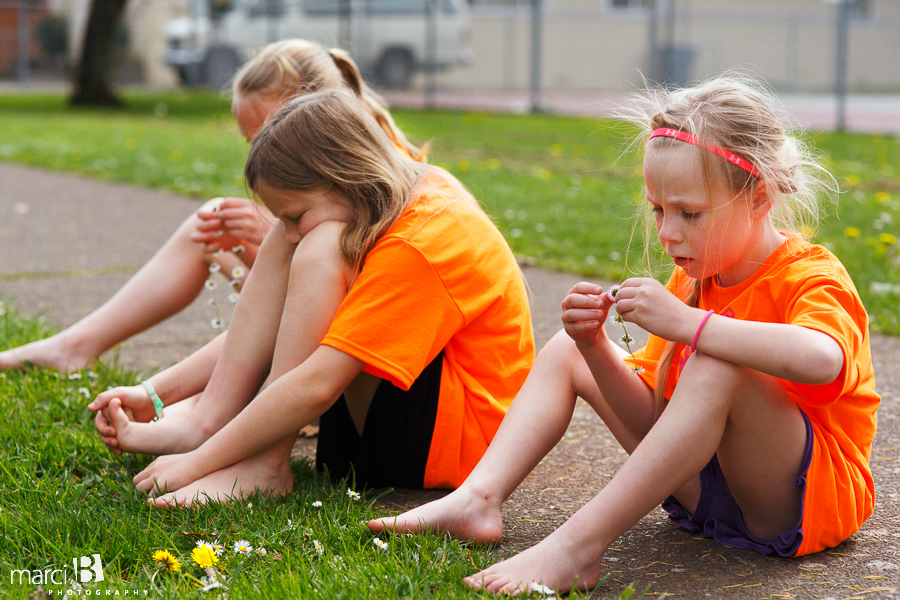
89, 385, 156, 455
133, 452, 203, 497
561, 282, 615, 346
612, 278, 692, 342
193, 198, 274, 250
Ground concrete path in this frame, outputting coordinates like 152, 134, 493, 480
1, 161, 898, 597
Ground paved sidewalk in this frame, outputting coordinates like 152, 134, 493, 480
1, 161, 898, 597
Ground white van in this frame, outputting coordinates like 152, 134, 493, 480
164, 0, 474, 89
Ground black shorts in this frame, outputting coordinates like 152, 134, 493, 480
315, 351, 443, 489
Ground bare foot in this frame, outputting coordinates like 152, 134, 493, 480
150, 452, 294, 508
368, 485, 503, 544
463, 530, 606, 596
0, 333, 94, 372
107, 398, 208, 455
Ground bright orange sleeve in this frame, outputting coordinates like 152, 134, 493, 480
320, 238, 465, 391
786, 276, 868, 407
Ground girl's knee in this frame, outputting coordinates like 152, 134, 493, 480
290, 222, 349, 277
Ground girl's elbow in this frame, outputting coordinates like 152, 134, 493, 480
800, 342, 845, 385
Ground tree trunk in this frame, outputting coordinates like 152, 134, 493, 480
70, 0, 128, 106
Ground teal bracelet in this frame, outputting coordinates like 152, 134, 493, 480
140, 380, 165, 420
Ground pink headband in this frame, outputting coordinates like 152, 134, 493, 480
649, 128, 761, 178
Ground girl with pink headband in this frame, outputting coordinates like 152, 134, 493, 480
369, 73, 880, 595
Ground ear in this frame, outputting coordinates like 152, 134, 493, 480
748, 179, 774, 220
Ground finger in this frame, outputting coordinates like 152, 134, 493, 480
216, 207, 254, 221
566, 281, 603, 296
94, 411, 116, 437
565, 320, 602, 333
88, 389, 120, 412
218, 197, 253, 210
561, 293, 605, 310
562, 308, 605, 323
194, 218, 223, 232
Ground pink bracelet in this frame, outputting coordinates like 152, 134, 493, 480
690, 309, 715, 354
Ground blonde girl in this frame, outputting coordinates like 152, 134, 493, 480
92, 89, 533, 503
369, 74, 879, 595
1, 39, 417, 383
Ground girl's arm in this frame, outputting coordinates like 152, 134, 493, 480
562, 283, 656, 439
614, 278, 844, 386
133, 345, 363, 495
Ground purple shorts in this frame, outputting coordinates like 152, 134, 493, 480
661, 407, 813, 557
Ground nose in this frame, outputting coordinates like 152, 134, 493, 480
657, 215, 682, 247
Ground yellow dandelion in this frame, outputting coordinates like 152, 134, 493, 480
875, 192, 891, 205
191, 545, 219, 569
880, 232, 896, 245
458, 159, 471, 172
537, 168, 552, 181
152, 549, 182, 572
844, 226, 861, 238
549, 143, 564, 157
488, 158, 501, 170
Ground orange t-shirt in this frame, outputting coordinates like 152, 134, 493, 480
628, 236, 879, 556
321, 169, 535, 489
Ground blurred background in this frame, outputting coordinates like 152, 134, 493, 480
1, 0, 898, 112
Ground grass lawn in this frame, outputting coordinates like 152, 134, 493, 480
1, 91, 898, 332
0, 302, 654, 599
0, 91, 897, 598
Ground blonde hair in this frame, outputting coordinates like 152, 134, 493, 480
245, 89, 431, 270
232, 39, 421, 159
620, 73, 837, 419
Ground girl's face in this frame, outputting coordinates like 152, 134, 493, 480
259, 184, 354, 244
643, 144, 776, 287
232, 92, 283, 143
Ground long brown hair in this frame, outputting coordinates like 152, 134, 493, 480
245, 89, 431, 270
233, 39, 421, 159
620, 73, 837, 419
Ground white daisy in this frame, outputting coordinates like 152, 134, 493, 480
528, 582, 555, 595
209, 263, 221, 273
313, 540, 324, 555
632, 366, 646, 375
68, 372, 82, 380
204, 279, 217, 291
606, 284, 621, 303
373, 538, 388, 551
231, 245, 246, 254
211, 318, 223, 329
312, 501, 323, 508
229, 279, 240, 289
228, 292, 239, 303
231, 266, 246, 279
212, 249, 223, 257
346, 489, 361, 501
207, 297, 217, 306
256, 547, 267, 557
233, 540, 253, 555
78, 387, 91, 398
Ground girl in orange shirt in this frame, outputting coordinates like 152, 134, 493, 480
92, 89, 533, 503
369, 74, 880, 595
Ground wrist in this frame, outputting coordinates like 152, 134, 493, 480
140, 380, 165, 420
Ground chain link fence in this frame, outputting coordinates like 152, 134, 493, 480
1, 0, 898, 100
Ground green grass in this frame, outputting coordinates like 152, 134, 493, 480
0, 300, 659, 599
1, 92, 897, 332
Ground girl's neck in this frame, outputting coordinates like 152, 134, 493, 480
715, 223, 786, 288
